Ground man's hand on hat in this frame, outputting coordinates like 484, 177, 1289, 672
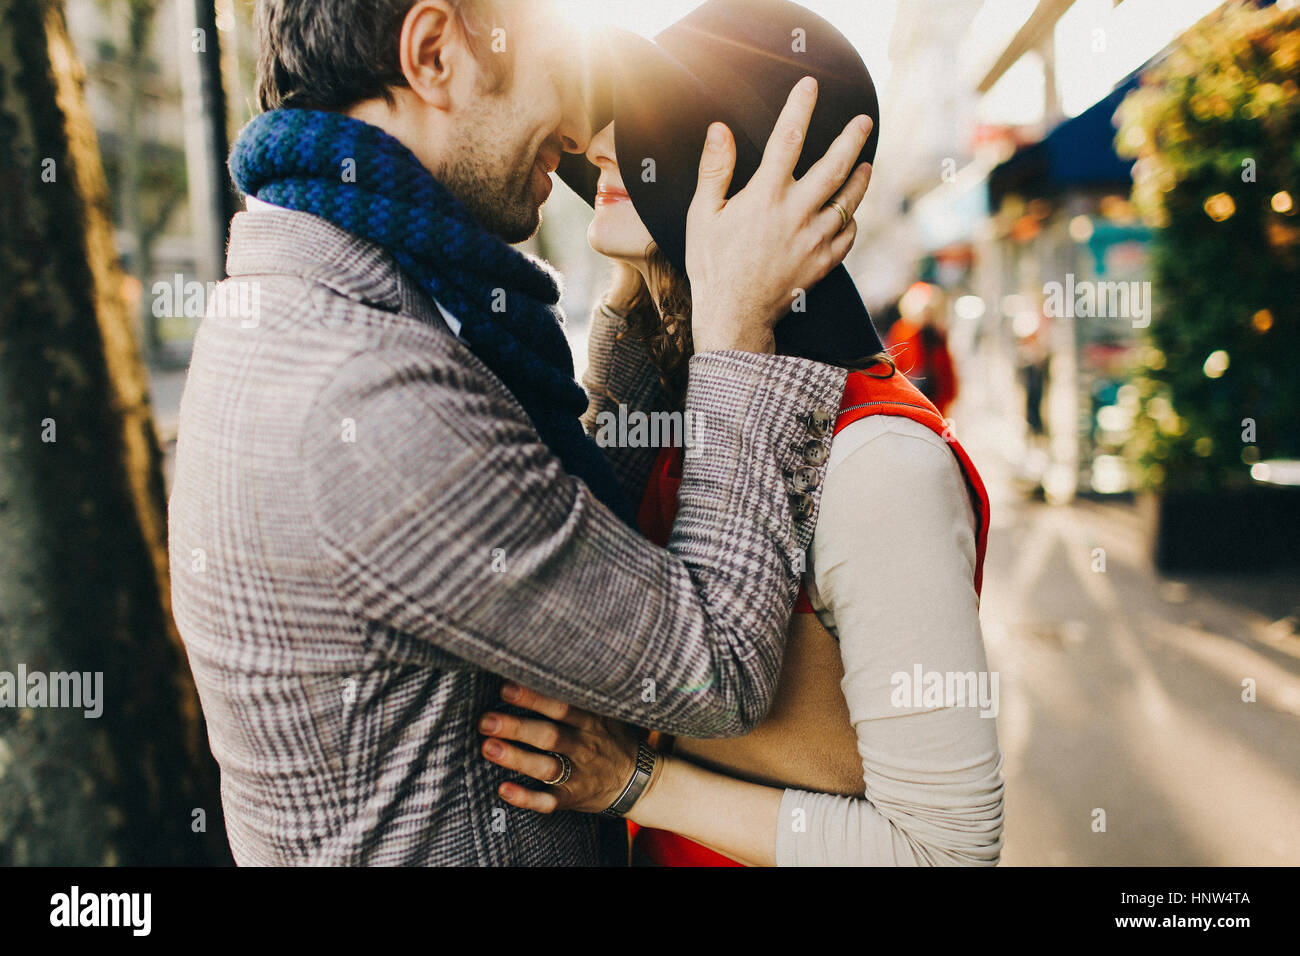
685, 76, 873, 355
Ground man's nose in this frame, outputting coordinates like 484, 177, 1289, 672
558, 103, 593, 155
550, 17, 595, 154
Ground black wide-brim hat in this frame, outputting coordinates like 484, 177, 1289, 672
557, 0, 883, 366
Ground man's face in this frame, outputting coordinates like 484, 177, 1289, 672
437, 4, 590, 243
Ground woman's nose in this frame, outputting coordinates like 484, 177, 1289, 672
586, 123, 616, 169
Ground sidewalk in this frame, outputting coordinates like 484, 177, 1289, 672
959, 410, 1300, 865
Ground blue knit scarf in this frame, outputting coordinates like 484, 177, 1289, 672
229, 109, 633, 525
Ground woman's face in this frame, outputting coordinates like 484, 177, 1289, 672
585, 122, 656, 264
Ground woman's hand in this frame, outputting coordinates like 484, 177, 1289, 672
479, 682, 641, 814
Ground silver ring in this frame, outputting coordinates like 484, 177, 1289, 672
542, 752, 572, 786
829, 199, 851, 231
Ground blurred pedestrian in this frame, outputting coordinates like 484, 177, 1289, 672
887, 280, 959, 416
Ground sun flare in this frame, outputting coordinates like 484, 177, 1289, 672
549, 0, 703, 40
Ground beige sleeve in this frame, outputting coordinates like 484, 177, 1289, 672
775, 415, 1005, 866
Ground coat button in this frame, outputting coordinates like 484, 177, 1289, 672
808, 405, 835, 437
791, 492, 815, 520
792, 465, 820, 492
802, 440, 829, 466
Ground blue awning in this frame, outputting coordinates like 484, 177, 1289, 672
987, 0, 1284, 207
989, 70, 1142, 207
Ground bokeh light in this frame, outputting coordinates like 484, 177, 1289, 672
1202, 349, 1230, 378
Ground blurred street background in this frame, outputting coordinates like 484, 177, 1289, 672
7, 0, 1297, 864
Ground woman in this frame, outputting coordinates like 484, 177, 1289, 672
478, 0, 1005, 866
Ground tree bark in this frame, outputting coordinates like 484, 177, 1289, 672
0, 0, 230, 865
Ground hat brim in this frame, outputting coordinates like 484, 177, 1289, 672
556, 21, 884, 365
558, 24, 717, 267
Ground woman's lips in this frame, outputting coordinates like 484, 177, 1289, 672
595, 186, 630, 206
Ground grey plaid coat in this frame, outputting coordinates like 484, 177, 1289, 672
168, 206, 846, 865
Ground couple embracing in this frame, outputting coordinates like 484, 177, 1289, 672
169, 0, 1004, 866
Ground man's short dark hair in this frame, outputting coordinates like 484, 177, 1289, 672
255, 0, 506, 113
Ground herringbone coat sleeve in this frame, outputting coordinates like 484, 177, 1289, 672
302, 343, 845, 739
580, 302, 670, 503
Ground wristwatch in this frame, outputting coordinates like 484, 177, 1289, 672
600, 741, 658, 818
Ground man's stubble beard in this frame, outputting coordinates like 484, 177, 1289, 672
435, 101, 543, 245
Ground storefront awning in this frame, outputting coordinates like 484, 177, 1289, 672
988, 71, 1141, 208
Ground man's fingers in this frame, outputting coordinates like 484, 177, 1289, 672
754, 76, 820, 187
482, 737, 568, 786
797, 114, 873, 209
813, 162, 872, 242
479, 711, 572, 752
688, 121, 738, 217
499, 683, 594, 729
826, 218, 858, 272
840, 160, 873, 212
498, 780, 561, 814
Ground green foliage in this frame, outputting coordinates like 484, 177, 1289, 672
1116, 0, 1300, 493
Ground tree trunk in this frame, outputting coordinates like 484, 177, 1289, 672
0, 0, 230, 865
189, 0, 236, 282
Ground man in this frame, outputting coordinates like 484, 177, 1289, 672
169, 0, 870, 865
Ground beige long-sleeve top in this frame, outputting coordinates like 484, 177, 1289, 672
775, 413, 1006, 866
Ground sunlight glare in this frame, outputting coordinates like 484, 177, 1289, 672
550, 0, 702, 39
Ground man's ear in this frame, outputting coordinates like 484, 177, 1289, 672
398, 0, 463, 109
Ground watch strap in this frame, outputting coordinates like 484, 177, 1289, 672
600, 741, 657, 818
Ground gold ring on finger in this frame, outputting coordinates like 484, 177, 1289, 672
542, 751, 572, 786
829, 199, 851, 231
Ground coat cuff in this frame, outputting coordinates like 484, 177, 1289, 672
682, 351, 847, 560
